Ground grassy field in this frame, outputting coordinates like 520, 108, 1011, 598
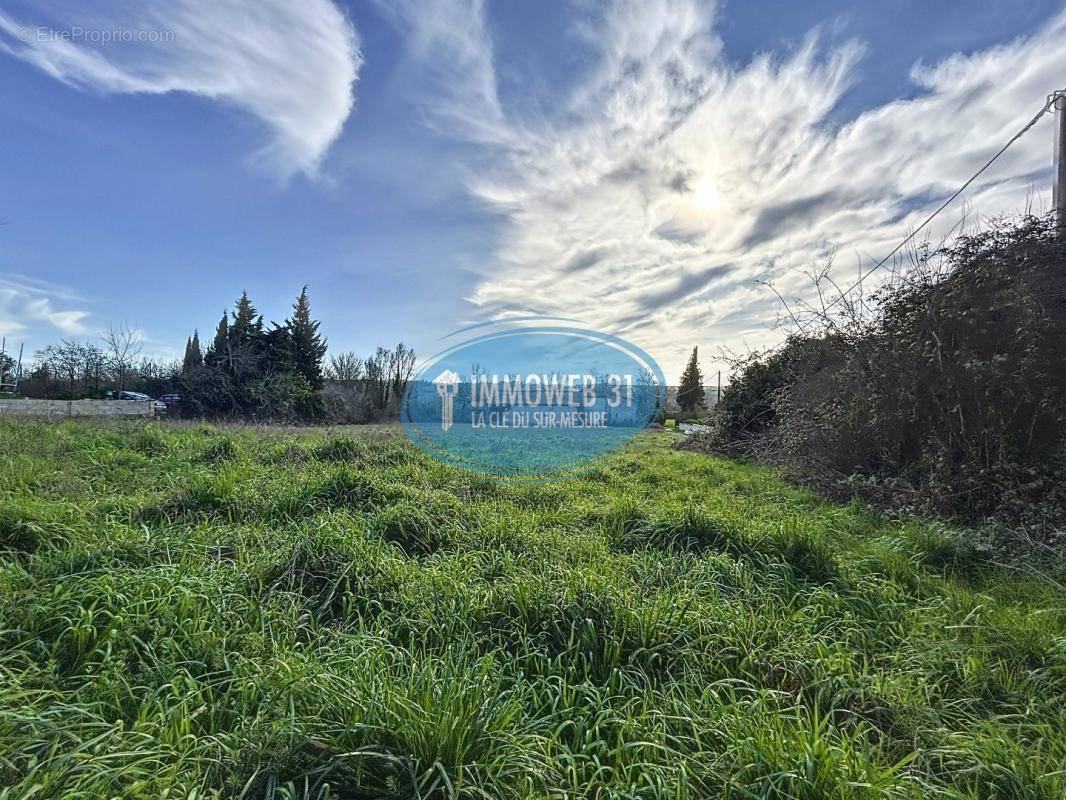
1, 419, 1064, 799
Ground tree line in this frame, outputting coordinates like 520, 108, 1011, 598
13, 287, 415, 422
16, 322, 155, 398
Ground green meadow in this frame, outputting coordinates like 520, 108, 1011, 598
1, 419, 1063, 799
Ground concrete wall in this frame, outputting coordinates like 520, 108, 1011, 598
0, 398, 155, 419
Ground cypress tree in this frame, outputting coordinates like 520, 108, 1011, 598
182, 330, 203, 372
286, 286, 327, 389
206, 310, 229, 367
677, 346, 705, 412
190, 330, 202, 368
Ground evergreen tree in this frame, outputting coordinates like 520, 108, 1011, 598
677, 346, 705, 413
229, 291, 263, 349
183, 290, 328, 422
224, 292, 265, 385
261, 324, 295, 375
206, 311, 229, 367
182, 330, 203, 373
286, 286, 327, 389
182, 313, 236, 417
190, 330, 202, 368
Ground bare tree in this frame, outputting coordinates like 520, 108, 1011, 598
82, 343, 105, 392
389, 343, 416, 401
102, 323, 142, 393
365, 347, 389, 409
34, 340, 94, 394
363, 343, 416, 410
326, 351, 364, 382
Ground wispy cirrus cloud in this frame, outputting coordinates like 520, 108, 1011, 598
384, 0, 1066, 375
0, 273, 90, 339
374, 0, 509, 146
0, 0, 361, 178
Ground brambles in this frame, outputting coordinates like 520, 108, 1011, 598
704, 214, 1066, 543
1, 418, 1064, 798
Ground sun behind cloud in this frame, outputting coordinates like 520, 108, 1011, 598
381, 0, 1066, 375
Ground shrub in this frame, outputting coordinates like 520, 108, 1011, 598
701, 214, 1066, 537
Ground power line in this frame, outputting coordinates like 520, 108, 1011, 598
786, 90, 1063, 339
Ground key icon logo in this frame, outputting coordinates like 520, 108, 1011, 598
433, 370, 461, 431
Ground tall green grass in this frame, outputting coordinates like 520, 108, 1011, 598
0, 419, 1063, 798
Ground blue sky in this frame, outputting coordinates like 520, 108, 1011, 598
1, 0, 1063, 378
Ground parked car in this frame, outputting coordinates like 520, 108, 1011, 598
159, 393, 181, 409
105, 390, 152, 401
104, 390, 168, 414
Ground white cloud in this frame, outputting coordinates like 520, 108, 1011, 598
0, 0, 361, 178
386, 0, 1066, 376
0, 275, 91, 341
23, 298, 90, 335
374, 0, 513, 146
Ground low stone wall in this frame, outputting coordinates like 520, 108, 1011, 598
0, 398, 155, 419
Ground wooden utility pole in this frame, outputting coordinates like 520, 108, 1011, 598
1055, 89, 1066, 237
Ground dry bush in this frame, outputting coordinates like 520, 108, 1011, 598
702, 214, 1066, 537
